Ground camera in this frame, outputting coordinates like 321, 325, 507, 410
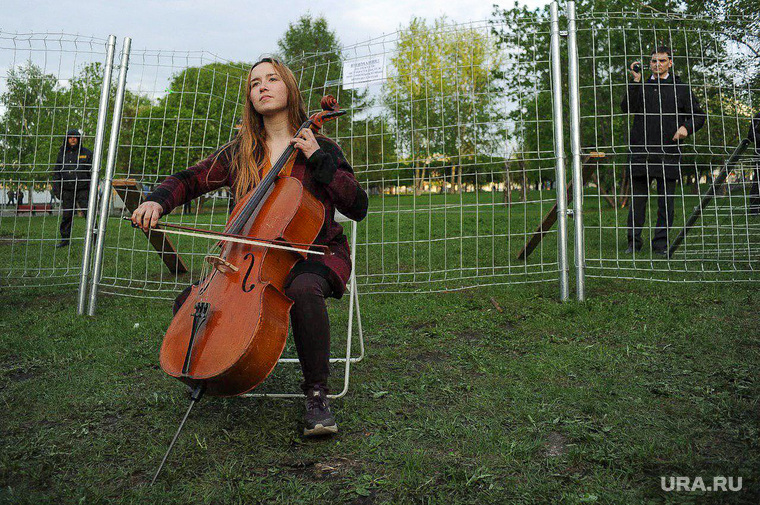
632, 63, 642, 73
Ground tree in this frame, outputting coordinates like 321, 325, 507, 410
0, 62, 61, 177
384, 16, 506, 194
278, 14, 393, 189
122, 62, 249, 177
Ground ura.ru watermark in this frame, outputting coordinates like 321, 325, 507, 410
661, 476, 742, 492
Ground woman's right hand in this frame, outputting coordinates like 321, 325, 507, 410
131, 201, 163, 232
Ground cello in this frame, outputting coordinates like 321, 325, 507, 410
145, 96, 346, 484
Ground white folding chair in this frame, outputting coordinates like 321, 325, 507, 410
243, 210, 364, 399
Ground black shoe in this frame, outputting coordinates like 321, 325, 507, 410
303, 386, 337, 437
652, 248, 668, 258
625, 245, 641, 254
55, 240, 70, 248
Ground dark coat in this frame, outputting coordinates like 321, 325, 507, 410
748, 111, 760, 155
621, 74, 705, 179
146, 137, 368, 298
53, 129, 93, 191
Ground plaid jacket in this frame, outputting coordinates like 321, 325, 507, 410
146, 137, 368, 298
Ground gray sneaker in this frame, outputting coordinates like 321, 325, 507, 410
303, 387, 337, 437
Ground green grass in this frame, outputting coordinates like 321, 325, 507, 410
2, 185, 758, 294
0, 279, 758, 503
0, 185, 758, 503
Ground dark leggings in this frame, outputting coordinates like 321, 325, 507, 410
284, 273, 333, 394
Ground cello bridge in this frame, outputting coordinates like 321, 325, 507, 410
204, 255, 239, 274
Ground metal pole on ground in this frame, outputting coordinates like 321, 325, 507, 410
77, 35, 117, 315
88, 37, 131, 316
550, 1, 570, 301
567, 0, 585, 301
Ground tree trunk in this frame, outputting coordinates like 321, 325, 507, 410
415, 167, 426, 195
592, 172, 616, 208
503, 162, 512, 205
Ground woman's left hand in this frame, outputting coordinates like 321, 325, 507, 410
290, 128, 320, 159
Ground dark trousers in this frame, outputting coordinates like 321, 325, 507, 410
750, 165, 760, 212
627, 175, 677, 251
284, 273, 333, 394
59, 186, 89, 239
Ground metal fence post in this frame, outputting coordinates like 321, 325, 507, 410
567, 0, 585, 301
550, 1, 570, 301
77, 35, 117, 315
87, 37, 131, 316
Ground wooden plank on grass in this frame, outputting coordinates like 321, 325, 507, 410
517, 152, 606, 261
112, 179, 188, 274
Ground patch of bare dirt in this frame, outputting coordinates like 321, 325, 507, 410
544, 431, 568, 458
412, 350, 448, 363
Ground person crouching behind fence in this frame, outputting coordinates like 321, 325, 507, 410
621, 46, 705, 256
52, 129, 93, 248
130, 57, 368, 437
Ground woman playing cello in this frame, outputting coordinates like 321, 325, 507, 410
131, 57, 368, 437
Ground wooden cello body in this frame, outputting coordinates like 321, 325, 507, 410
160, 176, 324, 396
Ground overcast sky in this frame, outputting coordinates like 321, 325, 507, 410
5, 0, 549, 59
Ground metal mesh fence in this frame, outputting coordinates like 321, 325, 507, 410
91, 17, 566, 302
0, 32, 112, 288
93, 48, 250, 299
294, 18, 564, 295
2, 3, 758, 300
573, 10, 760, 282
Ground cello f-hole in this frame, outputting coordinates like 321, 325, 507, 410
242, 253, 256, 292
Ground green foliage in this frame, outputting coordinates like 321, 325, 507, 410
0, 62, 68, 178
278, 13, 344, 114
0, 60, 151, 183
279, 14, 395, 187
384, 17, 507, 189
122, 62, 248, 177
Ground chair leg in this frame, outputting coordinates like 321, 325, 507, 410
350, 282, 364, 363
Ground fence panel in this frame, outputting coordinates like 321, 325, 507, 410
93, 49, 249, 300
0, 32, 113, 288
574, 10, 760, 283
92, 18, 568, 302
296, 18, 565, 295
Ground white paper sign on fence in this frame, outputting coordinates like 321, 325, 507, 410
341, 54, 386, 90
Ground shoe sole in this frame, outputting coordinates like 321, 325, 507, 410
303, 423, 338, 437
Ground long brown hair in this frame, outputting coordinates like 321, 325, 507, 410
225, 57, 307, 202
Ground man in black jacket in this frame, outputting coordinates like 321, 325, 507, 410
621, 46, 706, 255
52, 129, 93, 247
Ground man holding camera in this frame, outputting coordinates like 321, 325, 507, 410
621, 46, 705, 255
